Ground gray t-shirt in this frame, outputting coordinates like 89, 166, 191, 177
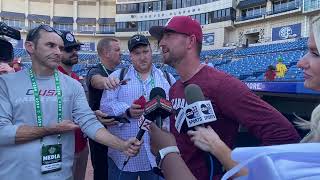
0, 69, 104, 180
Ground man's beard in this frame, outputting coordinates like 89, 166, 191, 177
62, 55, 78, 66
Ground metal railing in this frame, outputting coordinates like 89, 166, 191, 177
303, 0, 320, 12
236, 1, 301, 22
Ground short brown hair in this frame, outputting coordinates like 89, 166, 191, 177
196, 42, 202, 57
97, 37, 119, 57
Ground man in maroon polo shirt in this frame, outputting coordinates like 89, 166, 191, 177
149, 16, 300, 180
58, 31, 88, 180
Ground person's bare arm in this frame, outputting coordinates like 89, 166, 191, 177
188, 126, 247, 178
161, 152, 196, 180
91, 75, 119, 90
94, 110, 118, 126
94, 128, 142, 157
149, 123, 197, 180
15, 120, 79, 144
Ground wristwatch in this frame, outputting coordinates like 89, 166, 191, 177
156, 146, 180, 169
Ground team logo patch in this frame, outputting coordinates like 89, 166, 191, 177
134, 35, 141, 41
48, 146, 56, 154
279, 26, 293, 39
66, 33, 74, 42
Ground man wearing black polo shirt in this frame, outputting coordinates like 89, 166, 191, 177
86, 37, 121, 180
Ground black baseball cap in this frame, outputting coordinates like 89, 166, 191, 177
60, 31, 83, 48
128, 34, 150, 52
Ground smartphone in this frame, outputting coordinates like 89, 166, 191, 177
119, 78, 131, 85
103, 116, 130, 123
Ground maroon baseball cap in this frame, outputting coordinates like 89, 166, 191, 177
149, 16, 203, 43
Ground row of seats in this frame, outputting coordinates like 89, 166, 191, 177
19, 37, 308, 82
200, 48, 233, 58
233, 38, 307, 56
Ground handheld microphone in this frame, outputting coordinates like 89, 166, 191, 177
183, 84, 218, 178
123, 87, 173, 168
123, 96, 148, 168
144, 87, 172, 128
175, 84, 217, 133
134, 95, 147, 140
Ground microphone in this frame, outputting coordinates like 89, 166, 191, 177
133, 95, 147, 140
123, 87, 173, 168
175, 84, 217, 133
182, 84, 219, 178
144, 87, 173, 128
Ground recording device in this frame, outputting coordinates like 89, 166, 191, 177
136, 87, 173, 140
119, 78, 131, 85
182, 84, 218, 177
123, 87, 173, 168
144, 87, 173, 128
0, 22, 21, 63
0, 22, 21, 40
175, 84, 217, 133
102, 116, 130, 123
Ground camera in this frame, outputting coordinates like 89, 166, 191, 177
0, 22, 21, 63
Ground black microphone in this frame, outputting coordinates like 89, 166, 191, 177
136, 87, 172, 140
144, 87, 173, 128
123, 87, 173, 168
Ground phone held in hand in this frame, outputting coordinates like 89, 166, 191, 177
103, 116, 130, 123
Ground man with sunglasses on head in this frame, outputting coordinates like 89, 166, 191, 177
57, 31, 88, 180
0, 25, 142, 180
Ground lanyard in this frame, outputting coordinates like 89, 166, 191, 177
29, 69, 63, 143
100, 63, 110, 76
136, 70, 155, 98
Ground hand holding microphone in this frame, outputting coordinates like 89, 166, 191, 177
149, 122, 177, 156
123, 87, 173, 167
126, 96, 146, 119
134, 87, 173, 141
188, 126, 224, 155
144, 87, 173, 128
175, 84, 217, 133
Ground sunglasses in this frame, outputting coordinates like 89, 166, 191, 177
64, 45, 81, 53
27, 25, 62, 41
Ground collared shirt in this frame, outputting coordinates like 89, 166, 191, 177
100, 64, 175, 172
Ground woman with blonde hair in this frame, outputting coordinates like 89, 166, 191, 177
295, 14, 320, 143
188, 14, 320, 180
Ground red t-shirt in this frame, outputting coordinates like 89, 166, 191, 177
265, 70, 276, 81
169, 65, 300, 180
58, 66, 87, 153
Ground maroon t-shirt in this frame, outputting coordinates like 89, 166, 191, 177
169, 65, 300, 180
265, 70, 276, 81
